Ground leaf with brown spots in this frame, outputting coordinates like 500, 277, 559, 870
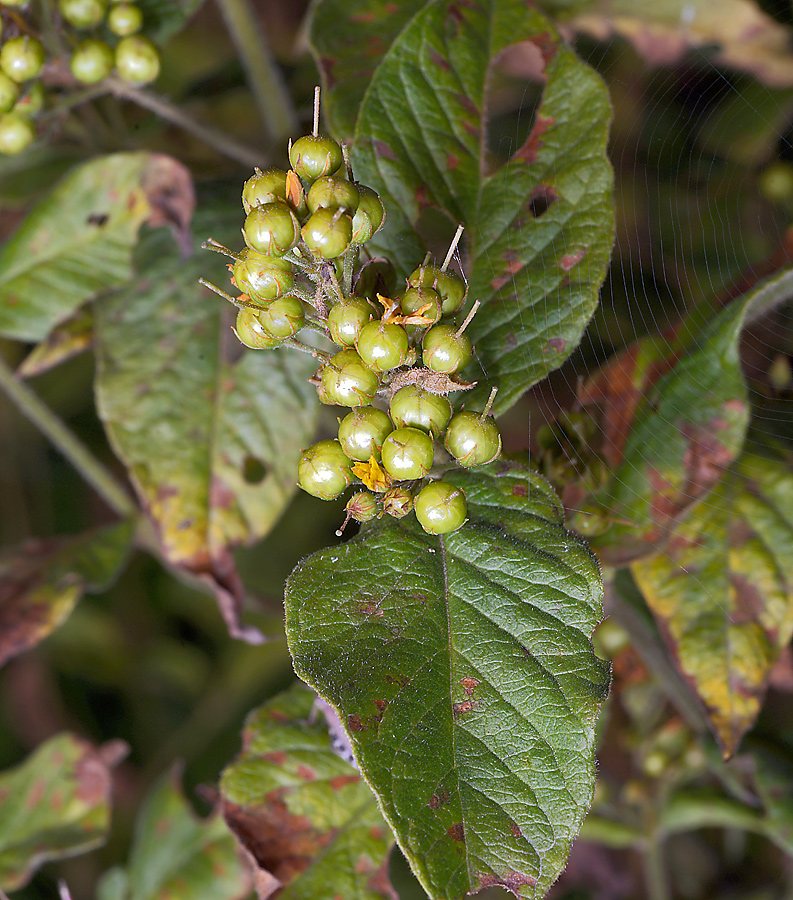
94, 217, 318, 643
95, 769, 250, 900
0, 153, 194, 343
0, 733, 126, 891
286, 461, 610, 899
349, 0, 614, 414
632, 449, 793, 757
220, 682, 396, 900
0, 520, 133, 669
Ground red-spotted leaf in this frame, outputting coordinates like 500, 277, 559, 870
286, 461, 610, 899
220, 681, 396, 900
0, 733, 126, 891
96, 770, 251, 900
0, 520, 133, 668
0, 153, 194, 343
350, 0, 614, 414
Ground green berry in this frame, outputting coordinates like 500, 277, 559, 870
0, 73, 19, 114
257, 295, 304, 339
401, 285, 441, 325
232, 250, 293, 302
345, 491, 380, 523
307, 175, 359, 214
382, 485, 413, 519
320, 349, 379, 407
13, 80, 44, 116
115, 36, 160, 85
0, 36, 46, 83
242, 167, 288, 213
422, 323, 472, 374
107, 2, 143, 36
59, 0, 107, 28
302, 207, 352, 259
356, 321, 409, 372
381, 427, 434, 481
444, 411, 501, 467
70, 39, 114, 84
350, 185, 385, 245
0, 112, 34, 154
244, 201, 300, 256
327, 296, 374, 347
408, 265, 467, 316
289, 133, 343, 181
298, 439, 353, 500
389, 385, 451, 438
415, 481, 467, 534
337, 406, 392, 461
233, 308, 282, 349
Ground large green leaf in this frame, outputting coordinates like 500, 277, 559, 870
631, 450, 793, 756
220, 682, 396, 900
0, 733, 125, 891
96, 771, 251, 900
94, 224, 318, 642
286, 461, 610, 899
0, 153, 194, 343
0, 520, 133, 668
351, 0, 614, 414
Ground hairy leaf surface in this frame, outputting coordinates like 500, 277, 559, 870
94, 224, 317, 641
221, 682, 396, 900
0, 153, 194, 342
0, 733, 124, 891
96, 771, 250, 900
286, 461, 609, 899
0, 520, 133, 668
351, 0, 614, 414
632, 451, 793, 756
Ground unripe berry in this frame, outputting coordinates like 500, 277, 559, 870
382, 485, 413, 519
107, 2, 143, 36
381, 427, 434, 481
0, 74, 19, 115
298, 440, 353, 500
337, 406, 392, 461
302, 207, 352, 259
257, 295, 304, 339
13, 80, 45, 117
422, 323, 472, 374
401, 285, 441, 325
289, 134, 343, 181
232, 250, 293, 302
408, 265, 467, 316
345, 491, 380, 523
0, 36, 46, 83
319, 350, 379, 407
356, 321, 409, 372
306, 175, 359, 214
244, 201, 300, 256
389, 385, 451, 438
0, 113, 34, 155
444, 411, 501, 466
71, 39, 114, 85
327, 297, 374, 347
59, 0, 107, 28
350, 185, 385, 245
233, 308, 282, 349
115, 36, 160, 85
242, 167, 288, 213
415, 481, 467, 534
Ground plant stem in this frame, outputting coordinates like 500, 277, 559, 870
215, 0, 298, 144
643, 834, 671, 900
0, 354, 137, 520
104, 77, 264, 169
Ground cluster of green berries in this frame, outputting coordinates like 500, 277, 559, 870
0, 0, 158, 155
201, 92, 501, 536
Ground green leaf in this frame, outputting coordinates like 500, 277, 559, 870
582, 294, 752, 565
0, 520, 133, 668
286, 461, 610, 899
220, 682, 396, 900
310, 0, 428, 139
351, 0, 614, 414
135, 0, 205, 44
631, 449, 793, 756
16, 308, 94, 378
0, 153, 194, 343
96, 770, 251, 900
93, 225, 318, 642
0, 733, 125, 891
